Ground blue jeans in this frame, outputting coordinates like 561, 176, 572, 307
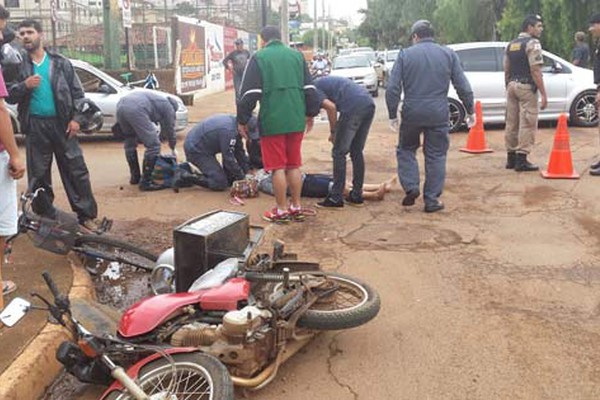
329, 104, 375, 203
396, 123, 449, 206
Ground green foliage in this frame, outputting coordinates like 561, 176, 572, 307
302, 28, 337, 50
175, 1, 197, 16
356, 0, 598, 59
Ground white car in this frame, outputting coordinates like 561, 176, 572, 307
446, 42, 597, 132
330, 54, 379, 97
380, 49, 400, 88
8, 59, 189, 135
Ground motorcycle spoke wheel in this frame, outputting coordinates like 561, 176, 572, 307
75, 234, 157, 273
103, 353, 234, 400
295, 273, 381, 330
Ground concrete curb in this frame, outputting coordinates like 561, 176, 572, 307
0, 256, 96, 400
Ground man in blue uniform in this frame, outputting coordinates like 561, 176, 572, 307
115, 90, 178, 191
173, 114, 253, 191
314, 75, 375, 209
386, 19, 474, 213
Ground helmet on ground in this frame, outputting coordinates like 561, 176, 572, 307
77, 98, 103, 133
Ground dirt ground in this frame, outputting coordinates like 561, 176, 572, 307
31, 88, 600, 399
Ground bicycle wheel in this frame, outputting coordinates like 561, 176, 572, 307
75, 234, 158, 272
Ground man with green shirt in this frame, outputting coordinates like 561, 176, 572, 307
237, 26, 320, 223
7, 19, 98, 229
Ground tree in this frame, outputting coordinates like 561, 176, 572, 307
175, 1, 196, 16
302, 28, 337, 50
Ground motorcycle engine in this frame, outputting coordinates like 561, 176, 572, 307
170, 305, 275, 378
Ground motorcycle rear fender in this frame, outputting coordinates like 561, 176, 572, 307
98, 347, 199, 399
118, 278, 250, 338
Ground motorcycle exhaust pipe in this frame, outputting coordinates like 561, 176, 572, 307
231, 335, 314, 389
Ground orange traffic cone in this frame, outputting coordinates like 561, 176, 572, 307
460, 101, 493, 154
541, 114, 579, 179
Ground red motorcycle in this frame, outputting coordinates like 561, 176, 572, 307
0, 272, 234, 400
110, 211, 381, 394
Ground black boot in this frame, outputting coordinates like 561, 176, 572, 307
139, 155, 163, 191
172, 168, 194, 193
514, 153, 539, 172
125, 151, 141, 185
505, 151, 516, 169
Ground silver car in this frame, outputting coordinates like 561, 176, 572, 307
8, 59, 189, 135
446, 42, 597, 132
330, 54, 379, 97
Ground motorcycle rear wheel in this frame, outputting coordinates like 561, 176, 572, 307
103, 352, 234, 400
295, 272, 381, 330
75, 234, 158, 272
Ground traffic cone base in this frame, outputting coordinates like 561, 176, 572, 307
541, 170, 580, 179
540, 114, 579, 180
460, 101, 493, 154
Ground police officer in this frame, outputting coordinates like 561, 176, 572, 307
173, 114, 253, 191
589, 13, 600, 176
386, 20, 473, 213
504, 14, 548, 172
115, 91, 178, 191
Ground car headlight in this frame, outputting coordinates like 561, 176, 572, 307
175, 98, 187, 112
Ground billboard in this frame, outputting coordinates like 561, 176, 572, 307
178, 21, 206, 94
201, 21, 225, 93
223, 26, 238, 91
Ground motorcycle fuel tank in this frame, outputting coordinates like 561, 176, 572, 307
117, 278, 250, 338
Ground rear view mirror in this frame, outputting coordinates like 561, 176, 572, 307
97, 84, 113, 94
0, 297, 31, 327
553, 62, 563, 73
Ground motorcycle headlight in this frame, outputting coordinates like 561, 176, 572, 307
150, 264, 176, 295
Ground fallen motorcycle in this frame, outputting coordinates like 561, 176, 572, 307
115, 210, 381, 391
0, 272, 234, 400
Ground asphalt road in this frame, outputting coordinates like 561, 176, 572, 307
39, 90, 600, 400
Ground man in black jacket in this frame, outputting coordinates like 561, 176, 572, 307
222, 38, 250, 102
7, 19, 98, 228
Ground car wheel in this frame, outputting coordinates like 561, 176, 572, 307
448, 98, 465, 133
570, 90, 598, 127
372, 88, 379, 98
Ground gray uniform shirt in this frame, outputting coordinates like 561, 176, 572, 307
386, 38, 474, 127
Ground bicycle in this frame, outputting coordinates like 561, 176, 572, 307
4, 189, 158, 274
119, 70, 160, 90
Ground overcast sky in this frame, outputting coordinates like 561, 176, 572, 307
305, 0, 367, 26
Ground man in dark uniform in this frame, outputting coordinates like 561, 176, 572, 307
314, 75, 375, 209
115, 90, 178, 191
386, 20, 473, 213
589, 13, 600, 175
504, 14, 548, 172
173, 114, 253, 191
223, 38, 250, 102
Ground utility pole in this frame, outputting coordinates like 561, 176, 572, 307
281, 0, 288, 45
102, 0, 121, 69
313, 0, 317, 51
261, 0, 268, 27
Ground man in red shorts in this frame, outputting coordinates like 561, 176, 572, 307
237, 26, 320, 222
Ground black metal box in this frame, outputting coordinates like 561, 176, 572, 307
174, 210, 249, 292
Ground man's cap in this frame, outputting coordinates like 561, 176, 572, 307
410, 19, 433, 36
590, 13, 600, 24
234, 38, 244, 45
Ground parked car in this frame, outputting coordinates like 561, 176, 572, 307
330, 54, 379, 97
7, 59, 189, 135
446, 42, 597, 132
380, 49, 400, 88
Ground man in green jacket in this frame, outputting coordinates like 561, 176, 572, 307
237, 26, 320, 222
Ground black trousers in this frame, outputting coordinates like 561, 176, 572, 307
26, 116, 98, 221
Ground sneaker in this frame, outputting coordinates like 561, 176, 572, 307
2, 280, 17, 296
402, 190, 420, 206
288, 206, 318, 221
262, 208, 291, 223
79, 218, 104, 233
316, 198, 344, 209
424, 201, 445, 213
345, 193, 365, 207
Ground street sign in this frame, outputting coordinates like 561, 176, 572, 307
122, 0, 132, 28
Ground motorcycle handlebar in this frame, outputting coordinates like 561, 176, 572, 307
42, 271, 62, 300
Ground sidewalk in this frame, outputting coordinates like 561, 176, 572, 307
0, 238, 99, 400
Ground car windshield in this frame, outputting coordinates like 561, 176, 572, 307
387, 51, 399, 61
354, 51, 376, 63
333, 55, 370, 69
72, 61, 128, 89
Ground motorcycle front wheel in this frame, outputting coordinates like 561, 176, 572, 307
103, 352, 234, 400
294, 272, 381, 330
